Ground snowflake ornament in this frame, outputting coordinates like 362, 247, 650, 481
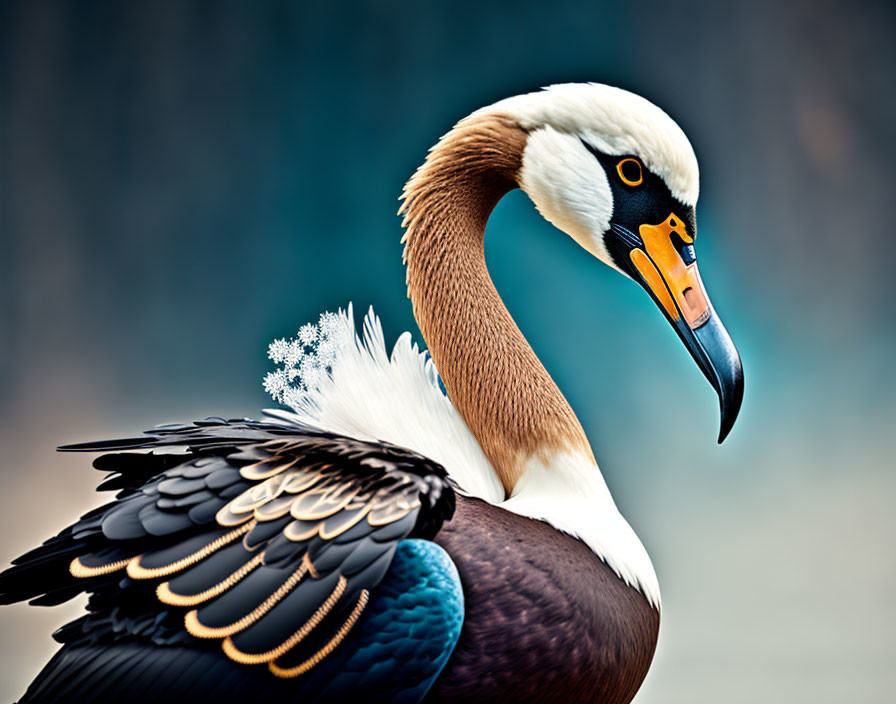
263, 310, 349, 407
298, 323, 318, 346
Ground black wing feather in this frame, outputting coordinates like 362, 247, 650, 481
0, 417, 455, 680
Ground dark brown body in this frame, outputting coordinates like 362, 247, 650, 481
428, 496, 660, 704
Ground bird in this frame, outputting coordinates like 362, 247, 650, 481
0, 82, 743, 704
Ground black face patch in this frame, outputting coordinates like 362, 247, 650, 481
581, 140, 695, 274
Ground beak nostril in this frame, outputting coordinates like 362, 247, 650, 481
683, 286, 697, 311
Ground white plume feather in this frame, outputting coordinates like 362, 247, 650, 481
263, 304, 504, 503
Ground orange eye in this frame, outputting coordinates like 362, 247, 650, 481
616, 158, 643, 187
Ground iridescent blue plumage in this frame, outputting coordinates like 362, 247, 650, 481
289, 539, 463, 703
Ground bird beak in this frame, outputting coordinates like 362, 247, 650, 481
612, 213, 744, 442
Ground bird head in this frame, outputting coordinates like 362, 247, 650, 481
483, 83, 743, 442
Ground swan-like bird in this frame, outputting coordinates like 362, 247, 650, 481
1, 83, 743, 704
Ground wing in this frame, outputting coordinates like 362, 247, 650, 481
0, 417, 455, 680
16, 540, 464, 704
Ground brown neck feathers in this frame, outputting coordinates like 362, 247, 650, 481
400, 113, 594, 496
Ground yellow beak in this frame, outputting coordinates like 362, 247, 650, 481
622, 212, 744, 442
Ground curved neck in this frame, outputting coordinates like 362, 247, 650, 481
401, 114, 594, 495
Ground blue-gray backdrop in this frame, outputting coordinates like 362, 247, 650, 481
2, 2, 894, 702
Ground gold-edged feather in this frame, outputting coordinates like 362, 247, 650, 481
269, 589, 370, 678
220, 575, 348, 665
126, 521, 255, 580
156, 552, 265, 607
184, 553, 317, 639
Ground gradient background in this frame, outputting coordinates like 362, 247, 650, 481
2, 1, 895, 702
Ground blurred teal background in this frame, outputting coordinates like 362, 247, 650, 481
2, 1, 895, 702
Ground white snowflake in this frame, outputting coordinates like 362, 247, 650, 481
262, 369, 289, 401
262, 309, 348, 408
298, 323, 318, 346
267, 338, 290, 364
285, 338, 305, 366
319, 311, 340, 337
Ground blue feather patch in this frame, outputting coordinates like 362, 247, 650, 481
290, 539, 463, 703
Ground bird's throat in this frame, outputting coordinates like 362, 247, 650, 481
401, 113, 594, 496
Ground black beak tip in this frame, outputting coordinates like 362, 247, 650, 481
717, 412, 736, 444
716, 358, 744, 444
691, 313, 743, 445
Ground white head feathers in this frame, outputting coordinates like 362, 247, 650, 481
468, 83, 699, 273
478, 83, 699, 205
